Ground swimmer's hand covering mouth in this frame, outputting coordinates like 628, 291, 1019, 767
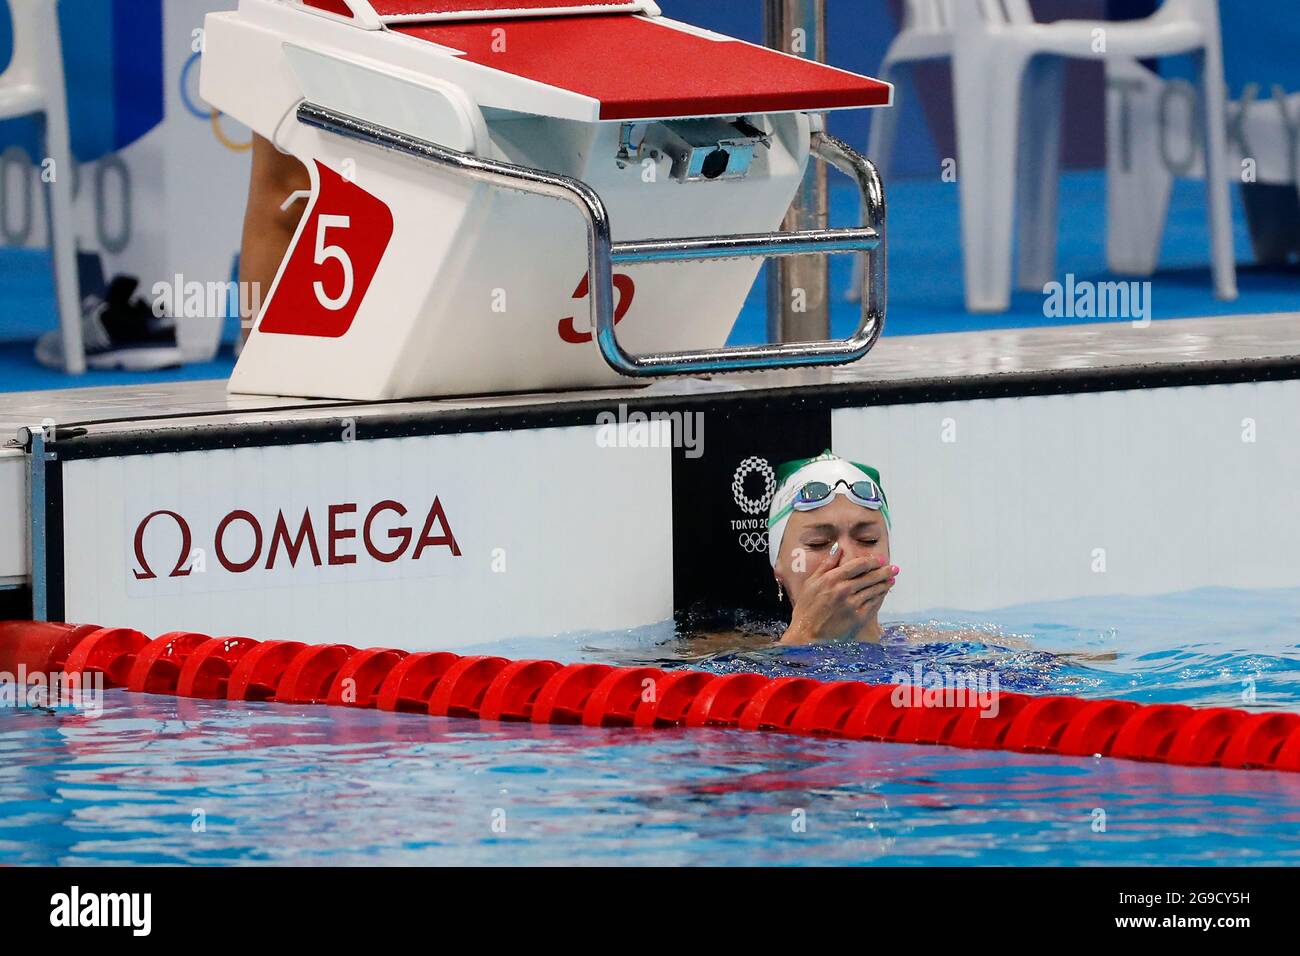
779, 549, 895, 646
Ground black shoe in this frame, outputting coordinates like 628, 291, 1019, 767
37, 275, 184, 372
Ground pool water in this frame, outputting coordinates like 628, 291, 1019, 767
3, 586, 1299, 866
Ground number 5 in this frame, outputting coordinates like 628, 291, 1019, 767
313, 214, 354, 311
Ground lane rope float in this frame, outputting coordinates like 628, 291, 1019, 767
2, 621, 1298, 772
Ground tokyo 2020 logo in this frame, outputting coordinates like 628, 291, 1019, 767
731, 456, 775, 515
730, 457, 775, 554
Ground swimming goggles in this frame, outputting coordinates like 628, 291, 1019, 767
768, 477, 886, 527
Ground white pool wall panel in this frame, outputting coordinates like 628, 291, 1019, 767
833, 379, 1300, 612
0, 451, 26, 586
59, 425, 673, 648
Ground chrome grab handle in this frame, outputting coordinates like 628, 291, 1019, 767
298, 103, 886, 377
612, 227, 879, 264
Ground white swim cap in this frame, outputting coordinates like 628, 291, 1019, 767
767, 450, 890, 567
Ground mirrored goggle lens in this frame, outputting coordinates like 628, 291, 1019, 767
793, 479, 882, 509
795, 481, 833, 505
848, 480, 882, 505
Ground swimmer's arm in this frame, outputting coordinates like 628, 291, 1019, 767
677, 629, 778, 659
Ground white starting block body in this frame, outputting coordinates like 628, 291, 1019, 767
200, 0, 891, 400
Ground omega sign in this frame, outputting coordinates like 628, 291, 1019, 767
132, 498, 461, 579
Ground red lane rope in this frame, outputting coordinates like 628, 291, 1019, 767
3, 621, 1298, 773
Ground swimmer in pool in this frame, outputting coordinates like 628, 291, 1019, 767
671, 450, 902, 656
673, 451, 1110, 660
765, 452, 1107, 659
768, 451, 897, 645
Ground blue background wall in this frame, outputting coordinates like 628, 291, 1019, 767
1, 0, 1296, 175
0, 0, 163, 163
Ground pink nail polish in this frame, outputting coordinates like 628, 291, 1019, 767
890, 565, 900, 575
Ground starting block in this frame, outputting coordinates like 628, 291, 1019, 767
201, 0, 892, 400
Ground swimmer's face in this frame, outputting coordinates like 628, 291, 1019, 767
775, 496, 890, 605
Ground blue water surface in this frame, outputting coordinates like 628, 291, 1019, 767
2, 586, 1299, 866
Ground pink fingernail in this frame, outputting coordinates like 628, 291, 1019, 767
890, 565, 900, 575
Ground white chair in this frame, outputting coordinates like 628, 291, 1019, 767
856, 0, 1237, 313
0, 0, 84, 373
864, 0, 955, 185
846, 1, 954, 308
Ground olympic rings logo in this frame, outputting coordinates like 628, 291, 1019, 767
731, 456, 776, 515
737, 531, 769, 554
180, 51, 252, 153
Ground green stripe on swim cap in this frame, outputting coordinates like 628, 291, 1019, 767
771, 449, 890, 526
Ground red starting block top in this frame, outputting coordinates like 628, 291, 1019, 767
373, 0, 649, 16
393, 15, 892, 120
303, 0, 652, 22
